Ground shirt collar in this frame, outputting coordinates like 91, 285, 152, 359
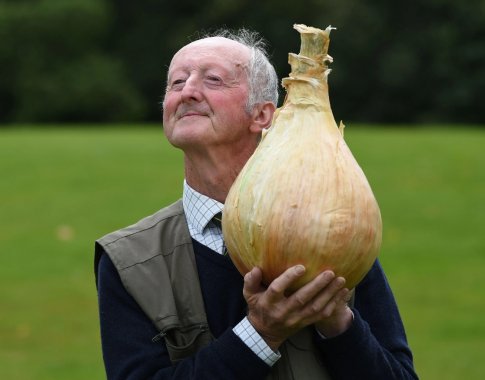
182, 180, 224, 234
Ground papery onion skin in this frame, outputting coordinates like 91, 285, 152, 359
222, 24, 382, 292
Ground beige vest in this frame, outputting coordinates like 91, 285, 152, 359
95, 200, 334, 379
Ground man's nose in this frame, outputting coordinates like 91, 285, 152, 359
180, 76, 202, 102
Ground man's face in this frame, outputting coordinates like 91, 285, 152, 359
162, 37, 255, 151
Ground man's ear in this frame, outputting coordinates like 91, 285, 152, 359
249, 102, 276, 133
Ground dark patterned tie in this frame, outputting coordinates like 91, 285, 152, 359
212, 212, 228, 256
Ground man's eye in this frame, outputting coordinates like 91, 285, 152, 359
207, 76, 222, 83
169, 79, 186, 89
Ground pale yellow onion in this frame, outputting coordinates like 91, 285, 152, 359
222, 24, 382, 291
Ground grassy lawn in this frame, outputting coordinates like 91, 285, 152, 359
1, 125, 484, 379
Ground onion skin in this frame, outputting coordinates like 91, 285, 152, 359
222, 24, 382, 292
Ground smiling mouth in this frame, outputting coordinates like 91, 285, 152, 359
179, 113, 206, 119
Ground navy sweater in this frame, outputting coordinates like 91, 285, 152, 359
97, 239, 418, 379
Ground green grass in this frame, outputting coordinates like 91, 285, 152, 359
1, 125, 484, 379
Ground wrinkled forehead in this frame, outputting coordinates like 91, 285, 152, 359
168, 37, 251, 74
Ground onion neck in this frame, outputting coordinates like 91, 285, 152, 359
280, 24, 334, 113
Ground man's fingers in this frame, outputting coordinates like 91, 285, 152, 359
317, 286, 349, 318
287, 270, 337, 308
285, 274, 348, 322
266, 265, 306, 302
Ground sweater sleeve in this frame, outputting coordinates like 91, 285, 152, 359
314, 260, 419, 380
96, 253, 271, 380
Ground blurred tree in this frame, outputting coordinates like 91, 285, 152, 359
0, 0, 484, 124
103, 0, 485, 124
0, 0, 145, 123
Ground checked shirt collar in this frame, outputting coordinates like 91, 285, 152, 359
182, 180, 225, 254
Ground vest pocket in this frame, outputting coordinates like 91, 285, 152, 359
159, 324, 213, 362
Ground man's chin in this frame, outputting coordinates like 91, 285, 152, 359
166, 129, 212, 149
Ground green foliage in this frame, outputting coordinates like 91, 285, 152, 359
1, 125, 484, 379
13, 54, 145, 122
98, 0, 485, 124
0, 1, 484, 123
0, 0, 145, 122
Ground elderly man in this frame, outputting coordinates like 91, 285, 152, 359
95, 29, 418, 379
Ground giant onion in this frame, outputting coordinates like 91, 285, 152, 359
222, 24, 382, 291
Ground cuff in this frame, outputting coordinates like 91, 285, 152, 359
233, 317, 281, 367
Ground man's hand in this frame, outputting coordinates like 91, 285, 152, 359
243, 265, 353, 351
